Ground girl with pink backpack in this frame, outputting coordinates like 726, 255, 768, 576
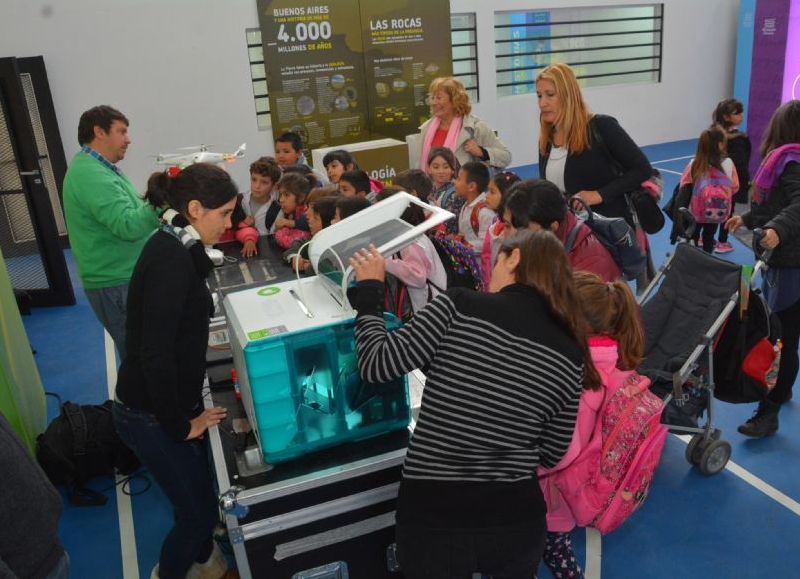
680, 127, 739, 253
538, 272, 667, 578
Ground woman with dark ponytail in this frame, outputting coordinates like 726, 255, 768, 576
113, 163, 237, 579
349, 231, 592, 578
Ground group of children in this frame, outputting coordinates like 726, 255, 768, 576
221, 131, 536, 309
218, 132, 383, 259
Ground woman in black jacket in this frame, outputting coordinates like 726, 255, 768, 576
535, 63, 652, 225
349, 230, 598, 579
727, 100, 800, 437
113, 163, 237, 579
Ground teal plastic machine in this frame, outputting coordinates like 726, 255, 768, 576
223, 193, 453, 464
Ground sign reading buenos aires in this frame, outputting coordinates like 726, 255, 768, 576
257, 0, 452, 148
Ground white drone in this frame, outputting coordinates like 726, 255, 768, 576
154, 143, 246, 169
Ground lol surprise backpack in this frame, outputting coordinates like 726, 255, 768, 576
689, 166, 736, 224
554, 372, 667, 534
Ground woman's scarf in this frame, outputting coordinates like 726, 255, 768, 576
420, 115, 464, 172
752, 143, 800, 204
159, 216, 214, 277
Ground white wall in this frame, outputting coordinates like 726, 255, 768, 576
1, 0, 267, 190
1, 0, 739, 190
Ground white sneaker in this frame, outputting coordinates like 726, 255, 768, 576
150, 564, 160, 579
185, 542, 228, 579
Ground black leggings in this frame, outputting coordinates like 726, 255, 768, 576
396, 519, 546, 579
771, 295, 800, 405
693, 223, 718, 253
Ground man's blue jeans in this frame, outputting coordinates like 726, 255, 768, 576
112, 403, 217, 579
85, 283, 128, 359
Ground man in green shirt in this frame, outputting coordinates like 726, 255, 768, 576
63, 106, 158, 359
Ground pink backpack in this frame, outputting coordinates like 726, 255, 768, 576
690, 167, 734, 224
555, 373, 667, 535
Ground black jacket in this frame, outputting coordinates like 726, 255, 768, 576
539, 114, 652, 224
117, 230, 213, 440
727, 131, 752, 203
743, 162, 800, 268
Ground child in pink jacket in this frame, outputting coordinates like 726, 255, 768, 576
538, 272, 646, 579
480, 171, 520, 290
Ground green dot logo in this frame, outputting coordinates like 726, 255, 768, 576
257, 287, 281, 297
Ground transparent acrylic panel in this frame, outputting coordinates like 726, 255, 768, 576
580, 70, 660, 88
494, 4, 659, 27
19, 73, 66, 235
496, 44, 660, 69
451, 13, 476, 29
0, 101, 22, 192
1, 194, 48, 290
250, 63, 266, 79
455, 74, 478, 89
317, 220, 413, 288
451, 30, 476, 45
248, 45, 264, 62
246, 28, 262, 45
495, 4, 662, 96
257, 113, 271, 131
255, 98, 269, 114
252, 80, 268, 96
453, 60, 477, 76
497, 58, 659, 85
452, 45, 477, 62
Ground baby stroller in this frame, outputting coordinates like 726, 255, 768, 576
637, 209, 778, 475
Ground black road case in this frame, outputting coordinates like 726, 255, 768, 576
205, 372, 425, 578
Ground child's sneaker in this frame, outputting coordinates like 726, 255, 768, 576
715, 241, 734, 254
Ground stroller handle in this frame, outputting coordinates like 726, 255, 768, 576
675, 207, 697, 241
752, 228, 774, 265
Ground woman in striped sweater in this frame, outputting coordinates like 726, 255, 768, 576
350, 230, 598, 579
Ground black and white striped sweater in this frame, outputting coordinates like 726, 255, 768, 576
354, 280, 584, 528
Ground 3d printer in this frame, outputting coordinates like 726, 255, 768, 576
223, 193, 452, 464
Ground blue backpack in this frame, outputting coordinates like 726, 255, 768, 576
567, 196, 646, 281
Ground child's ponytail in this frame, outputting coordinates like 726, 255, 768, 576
608, 279, 645, 370
573, 272, 645, 371
691, 127, 727, 183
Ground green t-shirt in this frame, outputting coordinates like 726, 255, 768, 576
63, 152, 158, 289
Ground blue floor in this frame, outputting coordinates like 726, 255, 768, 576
20, 138, 800, 578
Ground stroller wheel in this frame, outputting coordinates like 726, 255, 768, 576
699, 439, 732, 475
685, 430, 721, 465
685, 434, 703, 465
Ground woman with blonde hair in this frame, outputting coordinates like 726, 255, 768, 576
412, 76, 511, 172
535, 63, 652, 225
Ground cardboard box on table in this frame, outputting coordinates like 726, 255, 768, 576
311, 139, 408, 187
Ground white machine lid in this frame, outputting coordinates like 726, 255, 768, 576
307, 192, 453, 298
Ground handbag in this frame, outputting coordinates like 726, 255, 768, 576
629, 186, 665, 234
567, 196, 646, 280
589, 118, 665, 234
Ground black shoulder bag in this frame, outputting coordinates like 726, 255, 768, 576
588, 117, 665, 234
